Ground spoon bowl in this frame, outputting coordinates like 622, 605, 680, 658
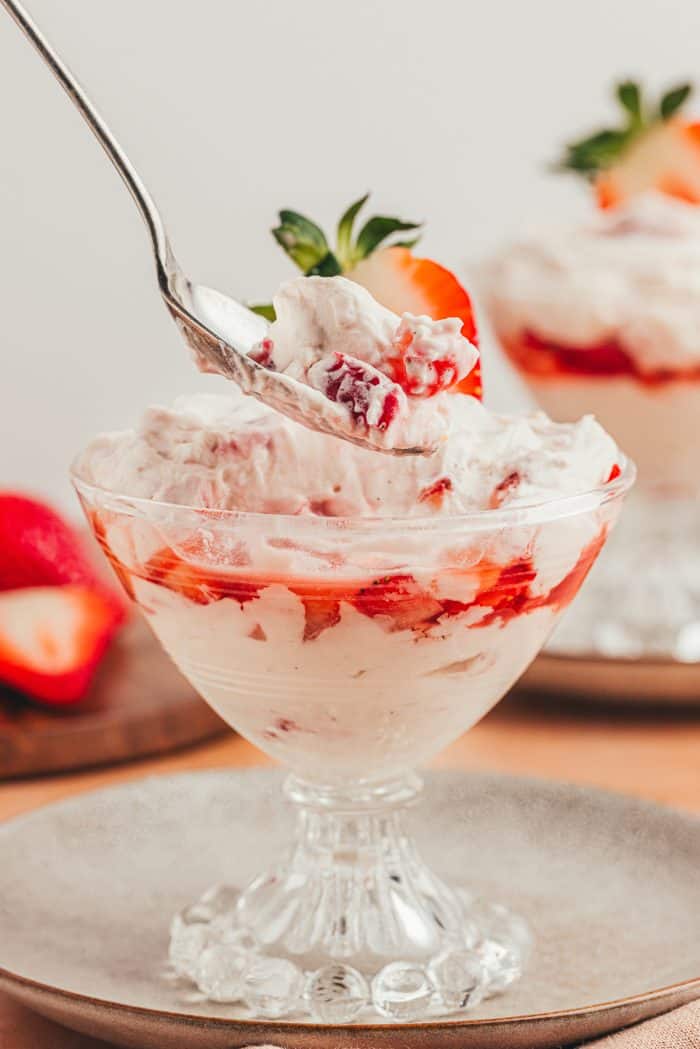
165, 278, 433, 455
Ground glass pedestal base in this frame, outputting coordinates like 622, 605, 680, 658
167, 776, 531, 1022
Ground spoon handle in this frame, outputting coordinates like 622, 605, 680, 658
1, 0, 174, 283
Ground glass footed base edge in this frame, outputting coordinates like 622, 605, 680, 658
167, 885, 530, 1022
166, 776, 532, 1023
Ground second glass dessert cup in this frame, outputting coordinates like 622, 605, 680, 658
74, 463, 632, 1022
491, 327, 700, 660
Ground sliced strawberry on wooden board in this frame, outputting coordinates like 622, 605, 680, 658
0, 493, 106, 592
250, 194, 482, 399
0, 585, 122, 705
556, 79, 700, 209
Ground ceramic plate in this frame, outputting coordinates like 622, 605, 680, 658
0, 769, 699, 1048
522, 651, 700, 705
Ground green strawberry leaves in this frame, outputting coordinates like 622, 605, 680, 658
660, 83, 692, 120
559, 129, 630, 177
336, 192, 370, 268
272, 210, 331, 273
249, 193, 421, 321
248, 302, 276, 322
270, 193, 421, 276
617, 81, 642, 124
355, 215, 421, 260
556, 79, 694, 180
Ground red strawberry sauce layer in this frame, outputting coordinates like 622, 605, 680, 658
504, 330, 700, 387
98, 529, 606, 641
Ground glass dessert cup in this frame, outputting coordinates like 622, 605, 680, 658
73, 463, 632, 1022
492, 328, 700, 660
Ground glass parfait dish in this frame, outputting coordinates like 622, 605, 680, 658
73, 460, 632, 1022
486, 319, 700, 659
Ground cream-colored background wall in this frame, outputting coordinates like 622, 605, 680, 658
2, 0, 697, 508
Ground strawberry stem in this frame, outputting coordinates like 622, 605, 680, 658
336, 193, 370, 269
555, 79, 694, 180
250, 194, 423, 321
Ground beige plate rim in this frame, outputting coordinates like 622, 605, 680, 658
1, 770, 699, 1038
1, 962, 699, 1036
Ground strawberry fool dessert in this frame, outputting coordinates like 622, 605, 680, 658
74, 198, 631, 1021
485, 82, 700, 658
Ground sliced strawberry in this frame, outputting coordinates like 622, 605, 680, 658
0, 585, 121, 705
544, 532, 607, 612
143, 545, 261, 606
307, 352, 404, 433
440, 558, 537, 625
503, 329, 700, 386
385, 316, 478, 398
89, 511, 137, 602
596, 119, 700, 209
352, 573, 443, 632
298, 595, 341, 641
489, 471, 521, 509
349, 247, 482, 398
0, 493, 107, 592
418, 476, 453, 510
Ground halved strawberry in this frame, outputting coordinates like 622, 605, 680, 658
557, 79, 700, 209
349, 247, 481, 398
352, 573, 443, 632
0, 585, 121, 705
0, 493, 110, 593
250, 194, 482, 399
143, 545, 262, 606
595, 118, 700, 208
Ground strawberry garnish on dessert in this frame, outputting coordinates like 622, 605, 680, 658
109, 524, 605, 641
250, 194, 482, 400
0, 494, 125, 705
557, 79, 700, 208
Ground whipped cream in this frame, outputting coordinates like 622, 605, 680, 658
485, 193, 700, 373
76, 390, 618, 519
247, 276, 479, 451
76, 273, 625, 786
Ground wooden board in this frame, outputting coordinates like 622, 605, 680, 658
0, 616, 226, 779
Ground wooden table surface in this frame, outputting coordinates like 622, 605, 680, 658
2, 690, 700, 1046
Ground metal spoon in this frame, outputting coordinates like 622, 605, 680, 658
1, 0, 431, 456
